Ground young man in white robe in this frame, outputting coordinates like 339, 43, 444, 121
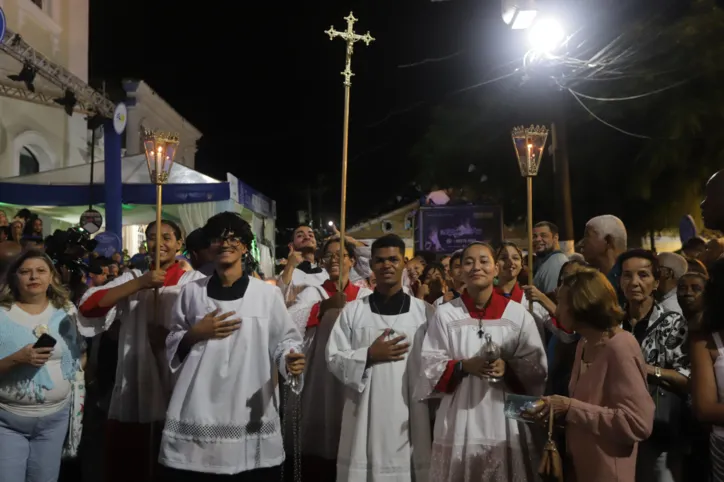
326, 233, 432, 482
419, 242, 548, 482
159, 212, 305, 481
278, 225, 372, 306
77, 220, 204, 482
287, 236, 372, 481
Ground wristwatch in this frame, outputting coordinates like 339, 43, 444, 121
654, 366, 662, 378
455, 360, 468, 378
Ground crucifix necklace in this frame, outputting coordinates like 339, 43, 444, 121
477, 318, 484, 339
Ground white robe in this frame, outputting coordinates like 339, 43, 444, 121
326, 295, 433, 482
288, 283, 372, 461
277, 267, 330, 307
159, 276, 303, 475
418, 294, 547, 482
77, 269, 206, 423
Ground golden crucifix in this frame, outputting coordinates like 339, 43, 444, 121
325, 12, 374, 290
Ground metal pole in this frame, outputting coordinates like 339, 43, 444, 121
150, 182, 162, 482
89, 128, 95, 210
339, 84, 351, 291
527, 176, 534, 312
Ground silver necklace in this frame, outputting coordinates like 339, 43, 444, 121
369, 295, 406, 336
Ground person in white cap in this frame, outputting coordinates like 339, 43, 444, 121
657, 252, 688, 315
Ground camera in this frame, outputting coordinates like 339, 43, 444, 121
45, 227, 99, 276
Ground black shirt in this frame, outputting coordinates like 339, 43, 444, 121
368, 288, 411, 315
207, 272, 250, 300
622, 303, 655, 345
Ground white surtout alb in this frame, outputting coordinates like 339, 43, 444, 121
77, 269, 205, 423
419, 293, 548, 482
326, 294, 433, 482
159, 276, 303, 475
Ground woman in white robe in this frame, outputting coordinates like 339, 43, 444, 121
159, 212, 305, 481
326, 234, 432, 482
418, 242, 548, 482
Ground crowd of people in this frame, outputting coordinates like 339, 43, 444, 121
0, 169, 722, 482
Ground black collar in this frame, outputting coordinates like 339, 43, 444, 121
207, 272, 250, 300
297, 261, 323, 274
369, 287, 410, 315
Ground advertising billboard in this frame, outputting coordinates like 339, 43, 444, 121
417, 205, 503, 254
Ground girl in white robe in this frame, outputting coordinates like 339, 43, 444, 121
77, 220, 204, 482
418, 242, 548, 482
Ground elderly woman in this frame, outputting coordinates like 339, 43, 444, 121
619, 249, 690, 482
529, 268, 654, 482
0, 250, 85, 482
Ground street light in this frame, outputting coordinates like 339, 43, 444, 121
528, 17, 565, 53
511, 125, 549, 308
502, 0, 539, 30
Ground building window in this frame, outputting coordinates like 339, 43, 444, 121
19, 147, 39, 175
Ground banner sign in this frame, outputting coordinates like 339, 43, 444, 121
226, 172, 276, 219
417, 205, 503, 254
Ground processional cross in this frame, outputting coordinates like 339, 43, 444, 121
324, 12, 374, 290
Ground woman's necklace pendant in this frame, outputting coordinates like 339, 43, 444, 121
33, 324, 49, 339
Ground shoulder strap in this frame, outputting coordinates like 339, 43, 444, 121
713, 333, 724, 357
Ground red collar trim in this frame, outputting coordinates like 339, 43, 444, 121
164, 262, 185, 287
461, 289, 509, 320
494, 283, 524, 304
322, 279, 361, 301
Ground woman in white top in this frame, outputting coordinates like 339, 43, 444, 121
0, 249, 84, 482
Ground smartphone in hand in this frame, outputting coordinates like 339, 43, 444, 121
33, 333, 57, 349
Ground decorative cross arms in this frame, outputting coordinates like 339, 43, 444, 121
325, 12, 374, 86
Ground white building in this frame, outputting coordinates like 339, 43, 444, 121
122, 80, 201, 169
0, 0, 91, 178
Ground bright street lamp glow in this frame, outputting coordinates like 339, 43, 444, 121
328, 221, 334, 226
528, 18, 565, 53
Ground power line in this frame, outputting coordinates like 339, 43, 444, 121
397, 50, 462, 69
568, 88, 652, 139
568, 78, 692, 102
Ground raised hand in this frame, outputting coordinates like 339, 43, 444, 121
287, 244, 303, 269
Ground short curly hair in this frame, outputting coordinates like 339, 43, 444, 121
203, 212, 255, 248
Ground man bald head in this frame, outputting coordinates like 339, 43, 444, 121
702, 170, 724, 231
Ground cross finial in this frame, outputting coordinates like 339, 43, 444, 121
324, 12, 374, 86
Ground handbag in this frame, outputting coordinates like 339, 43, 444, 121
645, 311, 683, 442
62, 370, 86, 459
538, 405, 563, 482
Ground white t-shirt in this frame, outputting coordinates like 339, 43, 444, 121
0, 304, 71, 416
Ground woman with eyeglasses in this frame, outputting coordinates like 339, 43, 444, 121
0, 249, 85, 482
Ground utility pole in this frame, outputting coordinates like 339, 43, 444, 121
551, 93, 575, 254
306, 184, 314, 227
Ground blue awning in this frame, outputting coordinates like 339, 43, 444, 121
0, 181, 230, 206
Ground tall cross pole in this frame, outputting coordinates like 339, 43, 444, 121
325, 12, 374, 291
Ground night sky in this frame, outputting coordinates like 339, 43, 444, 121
88, 0, 527, 228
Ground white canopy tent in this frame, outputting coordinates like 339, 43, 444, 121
0, 155, 276, 276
